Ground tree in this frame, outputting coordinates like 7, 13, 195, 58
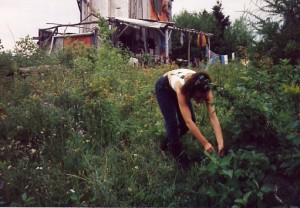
250, 0, 300, 65
172, 10, 216, 62
224, 17, 255, 59
0, 51, 16, 77
13, 35, 38, 58
172, 1, 253, 62
12, 35, 39, 67
0, 39, 4, 52
212, 0, 231, 53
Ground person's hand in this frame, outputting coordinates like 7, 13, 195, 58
204, 142, 214, 153
218, 144, 224, 157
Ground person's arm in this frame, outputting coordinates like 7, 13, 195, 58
205, 90, 224, 155
176, 86, 214, 152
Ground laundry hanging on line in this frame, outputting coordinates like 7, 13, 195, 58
180, 32, 184, 46
206, 48, 235, 65
197, 33, 207, 48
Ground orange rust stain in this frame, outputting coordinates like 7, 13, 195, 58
63, 36, 91, 49
150, 0, 169, 22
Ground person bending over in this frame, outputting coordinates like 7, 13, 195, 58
155, 69, 224, 162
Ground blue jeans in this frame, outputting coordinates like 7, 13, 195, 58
155, 75, 195, 144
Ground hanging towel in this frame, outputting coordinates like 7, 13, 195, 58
197, 34, 200, 47
180, 32, 184, 46
232, 52, 235, 60
221, 55, 228, 64
197, 33, 207, 48
201, 34, 207, 47
208, 50, 220, 64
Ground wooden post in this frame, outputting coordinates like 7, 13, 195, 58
188, 31, 191, 66
142, 28, 148, 53
165, 28, 169, 63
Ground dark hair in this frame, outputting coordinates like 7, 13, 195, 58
181, 72, 212, 98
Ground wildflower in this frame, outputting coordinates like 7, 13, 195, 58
0, 114, 7, 121
17, 125, 23, 130
8, 165, 12, 170
30, 149, 37, 154
135, 166, 139, 170
128, 187, 132, 192
78, 129, 85, 137
36, 167, 43, 170
70, 189, 75, 193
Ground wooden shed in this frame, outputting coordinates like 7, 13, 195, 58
77, 0, 173, 61
36, 0, 213, 65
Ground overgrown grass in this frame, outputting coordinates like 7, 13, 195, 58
0, 43, 299, 207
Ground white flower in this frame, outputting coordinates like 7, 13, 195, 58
70, 189, 75, 193
135, 166, 139, 170
30, 149, 37, 154
78, 129, 85, 137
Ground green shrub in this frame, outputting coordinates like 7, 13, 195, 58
0, 52, 17, 77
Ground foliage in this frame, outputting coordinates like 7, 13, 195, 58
13, 35, 38, 58
0, 39, 4, 51
172, 1, 253, 63
186, 150, 273, 207
0, 52, 17, 77
249, 0, 300, 65
211, 0, 231, 53
225, 17, 255, 59
13, 35, 38, 67
98, 15, 115, 43
172, 10, 215, 61
56, 41, 97, 69
0, 33, 299, 207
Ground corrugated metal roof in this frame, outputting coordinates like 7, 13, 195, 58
115, 17, 167, 29
114, 17, 212, 36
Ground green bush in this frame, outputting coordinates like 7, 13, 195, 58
0, 52, 17, 77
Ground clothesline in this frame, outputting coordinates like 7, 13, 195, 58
168, 26, 213, 37
207, 48, 236, 65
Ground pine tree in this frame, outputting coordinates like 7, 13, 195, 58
253, 0, 300, 65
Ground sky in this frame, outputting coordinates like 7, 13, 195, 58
0, 0, 255, 51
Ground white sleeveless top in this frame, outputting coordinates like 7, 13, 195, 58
168, 69, 196, 90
